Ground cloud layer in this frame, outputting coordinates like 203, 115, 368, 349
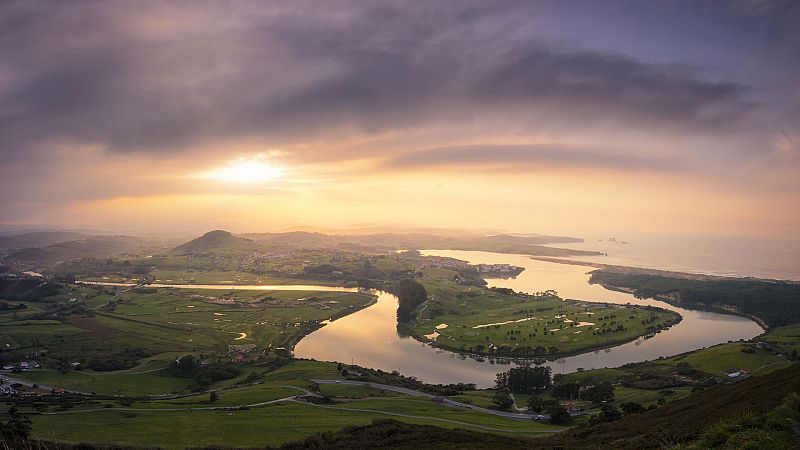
386, 145, 683, 173
0, 1, 756, 158
0, 1, 798, 237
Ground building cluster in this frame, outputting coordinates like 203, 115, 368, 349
0, 380, 18, 396
1, 361, 40, 370
474, 263, 522, 274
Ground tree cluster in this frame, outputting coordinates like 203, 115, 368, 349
495, 366, 552, 393
393, 279, 427, 323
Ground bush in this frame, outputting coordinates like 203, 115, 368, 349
547, 404, 572, 425
492, 388, 514, 411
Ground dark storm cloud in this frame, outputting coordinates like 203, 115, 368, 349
385, 144, 683, 173
471, 49, 751, 130
0, 0, 758, 161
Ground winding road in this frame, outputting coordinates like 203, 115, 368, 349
312, 379, 543, 421
21, 381, 560, 434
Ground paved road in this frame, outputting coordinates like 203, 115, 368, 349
30, 384, 559, 433
0, 373, 89, 395
312, 379, 542, 421
39, 395, 299, 415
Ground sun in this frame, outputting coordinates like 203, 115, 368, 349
203, 156, 284, 183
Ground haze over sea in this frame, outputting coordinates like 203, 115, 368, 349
546, 232, 800, 281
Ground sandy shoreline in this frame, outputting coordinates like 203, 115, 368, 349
529, 256, 799, 284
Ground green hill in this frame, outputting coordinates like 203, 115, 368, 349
590, 270, 800, 327
6, 235, 142, 262
0, 231, 87, 250
169, 230, 254, 255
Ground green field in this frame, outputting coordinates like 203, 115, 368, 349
557, 367, 629, 385
760, 324, 800, 354
611, 385, 693, 407
9, 368, 194, 396
0, 285, 374, 372
412, 282, 678, 358
664, 342, 787, 376
7, 360, 562, 449
28, 401, 559, 449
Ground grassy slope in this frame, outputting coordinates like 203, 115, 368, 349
664, 342, 788, 376
761, 323, 800, 354
255, 365, 800, 450
269, 418, 545, 450
18, 361, 561, 449
535, 364, 800, 449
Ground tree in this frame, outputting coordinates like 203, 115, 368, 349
583, 382, 614, 404
598, 404, 622, 422
496, 366, 552, 394
170, 355, 199, 377
527, 396, 544, 413
620, 401, 646, 414
547, 404, 572, 425
541, 398, 561, 409
394, 279, 427, 322
209, 391, 219, 403
552, 382, 580, 400
492, 388, 514, 411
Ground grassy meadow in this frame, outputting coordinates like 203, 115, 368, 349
413, 278, 679, 358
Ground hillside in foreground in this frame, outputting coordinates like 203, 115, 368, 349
268, 364, 800, 450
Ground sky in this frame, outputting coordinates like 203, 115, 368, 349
1, 0, 799, 239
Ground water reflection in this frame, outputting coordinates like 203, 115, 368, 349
294, 250, 763, 387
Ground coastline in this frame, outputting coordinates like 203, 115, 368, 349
529, 256, 775, 332
600, 284, 769, 333
528, 256, 800, 284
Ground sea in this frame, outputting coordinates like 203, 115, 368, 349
545, 232, 800, 281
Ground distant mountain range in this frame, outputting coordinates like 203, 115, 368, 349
162, 229, 598, 258
0, 228, 597, 263
0, 231, 89, 250
6, 235, 143, 262
236, 230, 598, 256
240, 231, 583, 247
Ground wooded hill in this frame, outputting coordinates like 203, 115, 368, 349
590, 270, 800, 327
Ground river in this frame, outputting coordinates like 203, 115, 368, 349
294, 250, 763, 387
81, 252, 763, 388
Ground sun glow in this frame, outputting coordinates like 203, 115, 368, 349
203, 156, 284, 183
